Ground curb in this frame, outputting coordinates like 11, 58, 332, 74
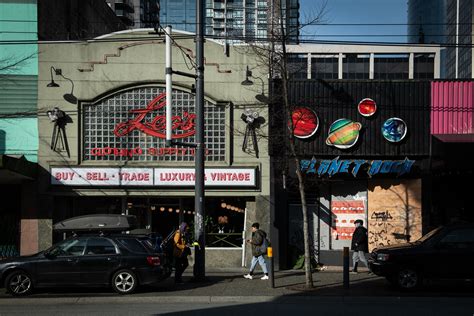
1, 295, 474, 305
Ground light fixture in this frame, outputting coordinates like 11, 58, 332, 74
176, 209, 180, 213
241, 66, 253, 86
240, 66, 268, 103
221, 203, 227, 208
47, 66, 60, 87
47, 66, 78, 104
150, 205, 156, 211
168, 208, 173, 212
160, 207, 165, 212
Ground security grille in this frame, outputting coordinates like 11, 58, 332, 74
83, 86, 225, 162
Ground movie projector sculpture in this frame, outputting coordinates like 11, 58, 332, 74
47, 107, 70, 158
241, 109, 263, 158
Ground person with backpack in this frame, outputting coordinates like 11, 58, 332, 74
173, 222, 191, 284
244, 222, 269, 280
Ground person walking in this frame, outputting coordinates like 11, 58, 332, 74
173, 222, 191, 284
351, 219, 370, 274
244, 222, 269, 280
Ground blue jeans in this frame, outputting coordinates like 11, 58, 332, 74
250, 255, 268, 274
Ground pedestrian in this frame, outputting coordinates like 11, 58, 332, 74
173, 222, 191, 284
244, 222, 269, 280
351, 219, 370, 274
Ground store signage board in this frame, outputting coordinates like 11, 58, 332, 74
51, 167, 256, 187
300, 157, 415, 177
155, 168, 256, 186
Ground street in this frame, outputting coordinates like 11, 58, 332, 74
1, 271, 473, 315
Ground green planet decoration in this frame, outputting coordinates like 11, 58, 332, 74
326, 118, 362, 149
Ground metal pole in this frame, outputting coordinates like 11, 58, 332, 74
268, 247, 274, 288
343, 246, 349, 289
193, 0, 206, 281
165, 25, 173, 146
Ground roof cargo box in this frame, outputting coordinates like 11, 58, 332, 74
53, 214, 137, 232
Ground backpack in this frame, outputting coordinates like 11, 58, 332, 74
160, 228, 177, 257
256, 231, 270, 256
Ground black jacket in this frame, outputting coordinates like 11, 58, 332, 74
251, 229, 266, 256
351, 226, 368, 252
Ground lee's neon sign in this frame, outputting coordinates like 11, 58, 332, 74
113, 92, 196, 139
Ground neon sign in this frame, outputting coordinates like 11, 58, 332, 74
113, 92, 196, 139
300, 156, 415, 177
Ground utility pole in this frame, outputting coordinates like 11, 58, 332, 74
193, 0, 206, 281
164, 0, 206, 282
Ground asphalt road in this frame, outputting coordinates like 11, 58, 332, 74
0, 296, 474, 316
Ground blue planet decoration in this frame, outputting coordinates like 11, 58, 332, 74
382, 117, 407, 142
326, 118, 362, 149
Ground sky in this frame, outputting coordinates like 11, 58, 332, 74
299, 0, 408, 43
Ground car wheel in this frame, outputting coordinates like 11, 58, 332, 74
5, 270, 33, 296
112, 269, 138, 294
396, 267, 421, 290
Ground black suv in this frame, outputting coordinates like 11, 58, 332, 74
0, 233, 171, 296
369, 224, 474, 290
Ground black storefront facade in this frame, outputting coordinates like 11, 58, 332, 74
270, 80, 432, 268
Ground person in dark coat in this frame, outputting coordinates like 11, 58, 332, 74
351, 219, 369, 274
243, 222, 269, 280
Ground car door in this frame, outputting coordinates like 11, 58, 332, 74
432, 228, 474, 279
35, 238, 86, 286
79, 237, 121, 285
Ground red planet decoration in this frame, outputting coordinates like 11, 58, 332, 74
358, 98, 377, 117
290, 107, 319, 139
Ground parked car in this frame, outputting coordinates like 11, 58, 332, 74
0, 233, 171, 296
369, 223, 474, 290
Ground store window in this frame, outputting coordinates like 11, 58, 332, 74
82, 86, 225, 162
330, 182, 367, 250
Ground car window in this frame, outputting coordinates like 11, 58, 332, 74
85, 237, 117, 255
438, 229, 474, 249
49, 238, 87, 257
416, 227, 442, 243
116, 238, 148, 253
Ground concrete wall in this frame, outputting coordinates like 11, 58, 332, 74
37, 30, 271, 262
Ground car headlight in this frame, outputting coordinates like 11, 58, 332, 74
376, 253, 390, 261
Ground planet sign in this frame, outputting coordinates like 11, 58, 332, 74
290, 107, 319, 139
382, 117, 407, 142
358, 98, 377, 117
326, 118, 362, 149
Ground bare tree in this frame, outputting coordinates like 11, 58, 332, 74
241, 0, 327, 288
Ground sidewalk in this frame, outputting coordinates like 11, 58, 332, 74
1, 268, 473, 303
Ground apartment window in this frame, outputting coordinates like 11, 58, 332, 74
343, 54, 369, 79
311, 56, 338, 80
374, 54, 409, 79
288, 54, 308, 79
414, 54, 435, 79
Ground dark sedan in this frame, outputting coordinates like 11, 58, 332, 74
369, 224, 474, 290
0, 234, 171, 296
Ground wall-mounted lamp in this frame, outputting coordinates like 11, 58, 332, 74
47, 66, 78, 104
240, 66, 269, 103
241, 66, 254, 86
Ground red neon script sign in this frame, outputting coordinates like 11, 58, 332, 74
114, 93, 196, 139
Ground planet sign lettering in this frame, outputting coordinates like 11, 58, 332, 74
300, 156, 415, 177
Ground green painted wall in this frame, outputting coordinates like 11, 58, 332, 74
0, 0, 38, 75
0, 117, 38, 162
0, 0, 38, 163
